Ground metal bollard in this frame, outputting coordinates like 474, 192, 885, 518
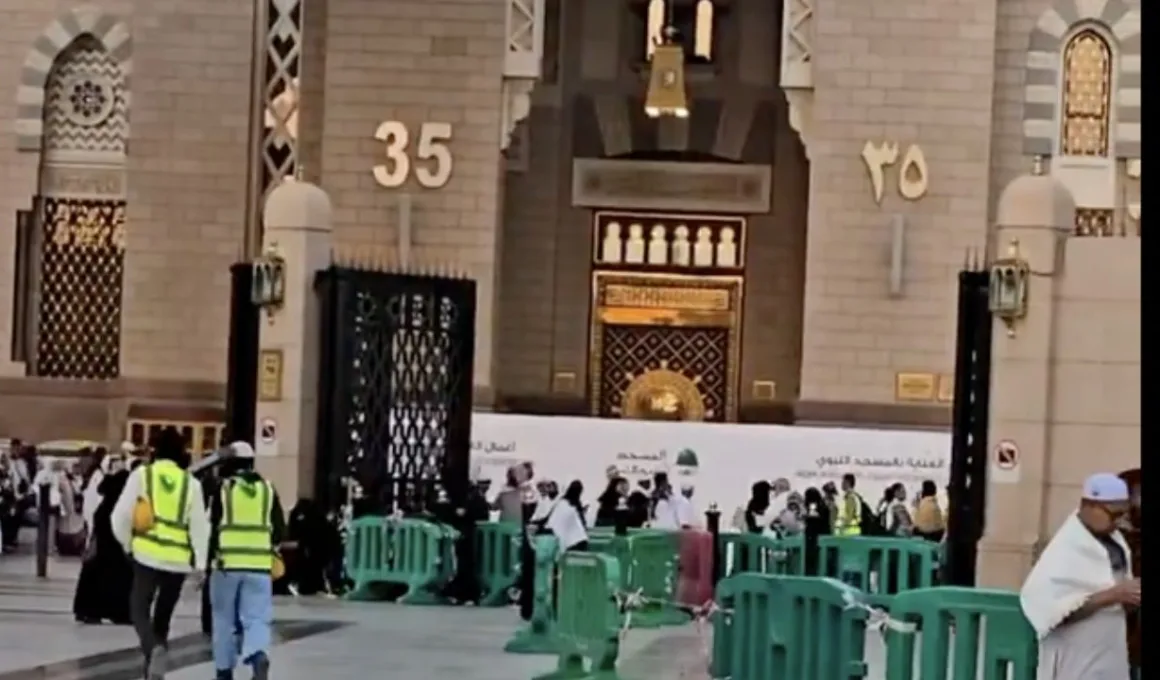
35, 482, 50, 578
614, 496, 629, 536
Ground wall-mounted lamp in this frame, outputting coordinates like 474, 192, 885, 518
645, 27, 689, 119
988, 238, 1030, 337
251, 243, 287, 322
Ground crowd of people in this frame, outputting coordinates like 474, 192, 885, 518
481, 462, 947, 558
1, 440, 115, 556
1, 432, 343, 680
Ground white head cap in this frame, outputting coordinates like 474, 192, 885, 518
1081, 473, 1129, 502
120, 441, 137, 454
229, 441, 256, 460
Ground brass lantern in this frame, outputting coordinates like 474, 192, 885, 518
645, 27, 689, 119
251, 243, 286, 320
988, 239, 1030, 336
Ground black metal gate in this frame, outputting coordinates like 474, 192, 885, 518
314, 266, 477, 519
224, 262, 260, 445
944, 266, 993, 587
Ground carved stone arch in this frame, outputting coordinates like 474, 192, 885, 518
1023, 0, 1140, 158
14, 5, 133, 151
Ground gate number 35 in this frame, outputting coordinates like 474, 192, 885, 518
372, 121, 454, 189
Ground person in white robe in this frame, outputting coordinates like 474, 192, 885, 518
1019, 473, 1140, 680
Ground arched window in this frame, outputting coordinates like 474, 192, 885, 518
1060, 29, 1113, 157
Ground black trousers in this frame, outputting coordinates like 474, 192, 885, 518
129, 562, 186, 656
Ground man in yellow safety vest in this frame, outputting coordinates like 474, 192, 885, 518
112, 427, 210, 680
832, 473, 865, 536
208, 442, 286, 680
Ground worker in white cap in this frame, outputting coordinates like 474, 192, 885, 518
207, 441, 286, 680
1019, 473, 1139, 680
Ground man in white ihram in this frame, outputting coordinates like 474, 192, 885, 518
1019, 473, 1140, 680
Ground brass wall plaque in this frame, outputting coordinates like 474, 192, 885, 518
258, 349, 284, 402
552, 371, 577, 394
751, 380, 777, 401
895, 372, 937, 402
937, 374, 955, 402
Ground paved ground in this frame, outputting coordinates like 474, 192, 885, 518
0, 552, 894, 680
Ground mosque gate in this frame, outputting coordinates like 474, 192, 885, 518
313, 265, 477, 521
945, 264, 993, 587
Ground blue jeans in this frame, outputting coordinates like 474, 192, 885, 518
209, 570, 272, 671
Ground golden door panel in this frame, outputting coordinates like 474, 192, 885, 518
596, 325, 731, 422
590, 272, 742, 422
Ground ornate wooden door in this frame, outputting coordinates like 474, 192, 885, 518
589, 273, 742, 422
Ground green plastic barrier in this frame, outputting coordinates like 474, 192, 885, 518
475, 521, 522, 606
623, 531, 687, 628
588, 530, 686, 628
711, 573, 870, 679
819, 537, 939, 605
885, 588, 1037, 680
719, 533, 804, 577
505, 535, 561, 654
533, 550, 624, 680
344, 516, 460, 604
589, 534, 632, 586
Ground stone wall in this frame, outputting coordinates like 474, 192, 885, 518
319, 0, 506, 396
798, 0, 998, 411
980, 219, 1140, 589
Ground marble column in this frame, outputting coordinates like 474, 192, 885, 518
253, 177, 333, 500
976, 171, 1073, 589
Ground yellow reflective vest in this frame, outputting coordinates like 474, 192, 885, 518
218, 477, 275, 571
131, 461, 193, 566
833, 491, 864, 536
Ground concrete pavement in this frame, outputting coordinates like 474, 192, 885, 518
0, 553, 897, 680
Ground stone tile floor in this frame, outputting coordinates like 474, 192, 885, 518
0, 553, 892, 680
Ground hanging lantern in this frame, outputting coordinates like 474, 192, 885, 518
251, 243, 287, 320
645, 29, 689, 119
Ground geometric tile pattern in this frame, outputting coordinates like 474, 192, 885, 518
43, 36, 128, 155
14, 5, 132, 152
34, 196, 126, 379
261, 0, 302, 189
598, 325, 729, 422
1023, 0, 1140, 159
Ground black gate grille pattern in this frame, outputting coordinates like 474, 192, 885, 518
35, 196, 125, 379
598, 325, 728, 421
317, 267, 476, 517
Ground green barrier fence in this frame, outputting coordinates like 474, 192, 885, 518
885, 587, 1036, 680
711, 574, 870, 680
719, 533, 804, 577
588, 531, 685, 629
532, 551, 624, 680
344, 516, 459, 604
475, 521, 523, 606
710, 573, 1038, 680
622, 530, 687, 627
818, 537, 940, 606
505, 535, 561, 654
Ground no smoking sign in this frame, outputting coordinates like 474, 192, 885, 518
991, 439, 1020, 483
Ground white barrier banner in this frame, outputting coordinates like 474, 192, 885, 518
469, 413, 950, 517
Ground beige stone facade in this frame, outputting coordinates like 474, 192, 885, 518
0, 0, 1140, 513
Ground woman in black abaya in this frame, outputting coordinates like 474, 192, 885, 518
72, 469, 132, 624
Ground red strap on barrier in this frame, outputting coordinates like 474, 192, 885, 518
676, 530, 715, 608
